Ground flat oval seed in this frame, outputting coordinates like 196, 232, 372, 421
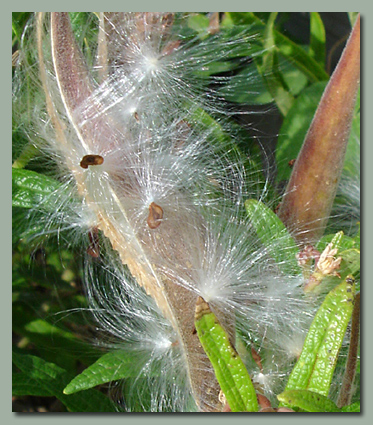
147, 202, 163, 229
80, 154, 104, 169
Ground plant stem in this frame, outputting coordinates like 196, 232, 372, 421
278, 15, 360, 245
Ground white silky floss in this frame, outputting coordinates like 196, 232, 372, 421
16, 13, 324, 412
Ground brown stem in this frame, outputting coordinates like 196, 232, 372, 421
42, 12, 227, 412
278, 15, 360, 246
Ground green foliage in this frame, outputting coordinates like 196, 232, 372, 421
277, 389, 359, 412
12, 168, 64, 209
226, 12, 329, 84
275, 81, 327, 183
13, 351, 116, 412
245, 199, 301, 276
194, 298, 258, 412
309, 13, 326, 66
12, 12, 359, 412
196, 272, 358, 412
283, 276, 355, 398
63, 351, 146, 395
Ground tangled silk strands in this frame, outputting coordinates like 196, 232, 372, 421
13, 13, 359, 412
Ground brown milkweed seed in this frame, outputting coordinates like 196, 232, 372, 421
147, 202, 163, 229
288, 158, 296, 168
80, 154, 104, 169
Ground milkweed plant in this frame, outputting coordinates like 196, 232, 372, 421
12, 12, 360, 412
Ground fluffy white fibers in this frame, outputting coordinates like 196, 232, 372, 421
13, 12, 335, 411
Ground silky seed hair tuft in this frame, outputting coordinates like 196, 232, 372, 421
13, 12, 358, 412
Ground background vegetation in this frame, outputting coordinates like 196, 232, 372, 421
12, 12, 360, 412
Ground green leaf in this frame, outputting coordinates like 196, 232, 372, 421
278, 389, 341, 412
12, 12, 32, 44
194, 297, 258, 412
183, 20, 266, 79
193, 61, 238, 78
283, 276, 355, 398
219, 50, 306, 106
187, 13, 210, 38
12, 143, 40, 169
309, 13, 326, 67
12, 168, 64, 210
12, 310, 96, 372
23, 319, 88, 353
227, 13, 329, 83
13, 371, 56, 397
217, 62, 272, 104
340, 248, 360, 276
259, 12, 294, 116
276, 81, 327, 183
13, 351, 116, 412
187, 106, 267, 201
348, 13, 359, 27
341, 401, 360, 412
280, 56, 308, 97
245, 199, 301, 276
64, 350, 143, 394
274, 25, 329, 83
316, 230, 356, 253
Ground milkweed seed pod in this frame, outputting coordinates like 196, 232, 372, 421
29, 12, 271, 411
13, 12, 359, 412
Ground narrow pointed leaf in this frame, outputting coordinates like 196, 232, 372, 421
260, 12, 294, 116
278, 390, 360, 412
12, 168, 64, 209
340, 248, 360, 276
309, 13, 326, 67
316, 230, 356, 253
227, 12, 329, 82
13, 371, 55, 397
278, 389, 341, 412
245, 199, 301, 276
194, 297, 258, 412
13, 351, 116, 412
64, 350, 144, 394
12, 143, 39, 169
283, 276, 355, 397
